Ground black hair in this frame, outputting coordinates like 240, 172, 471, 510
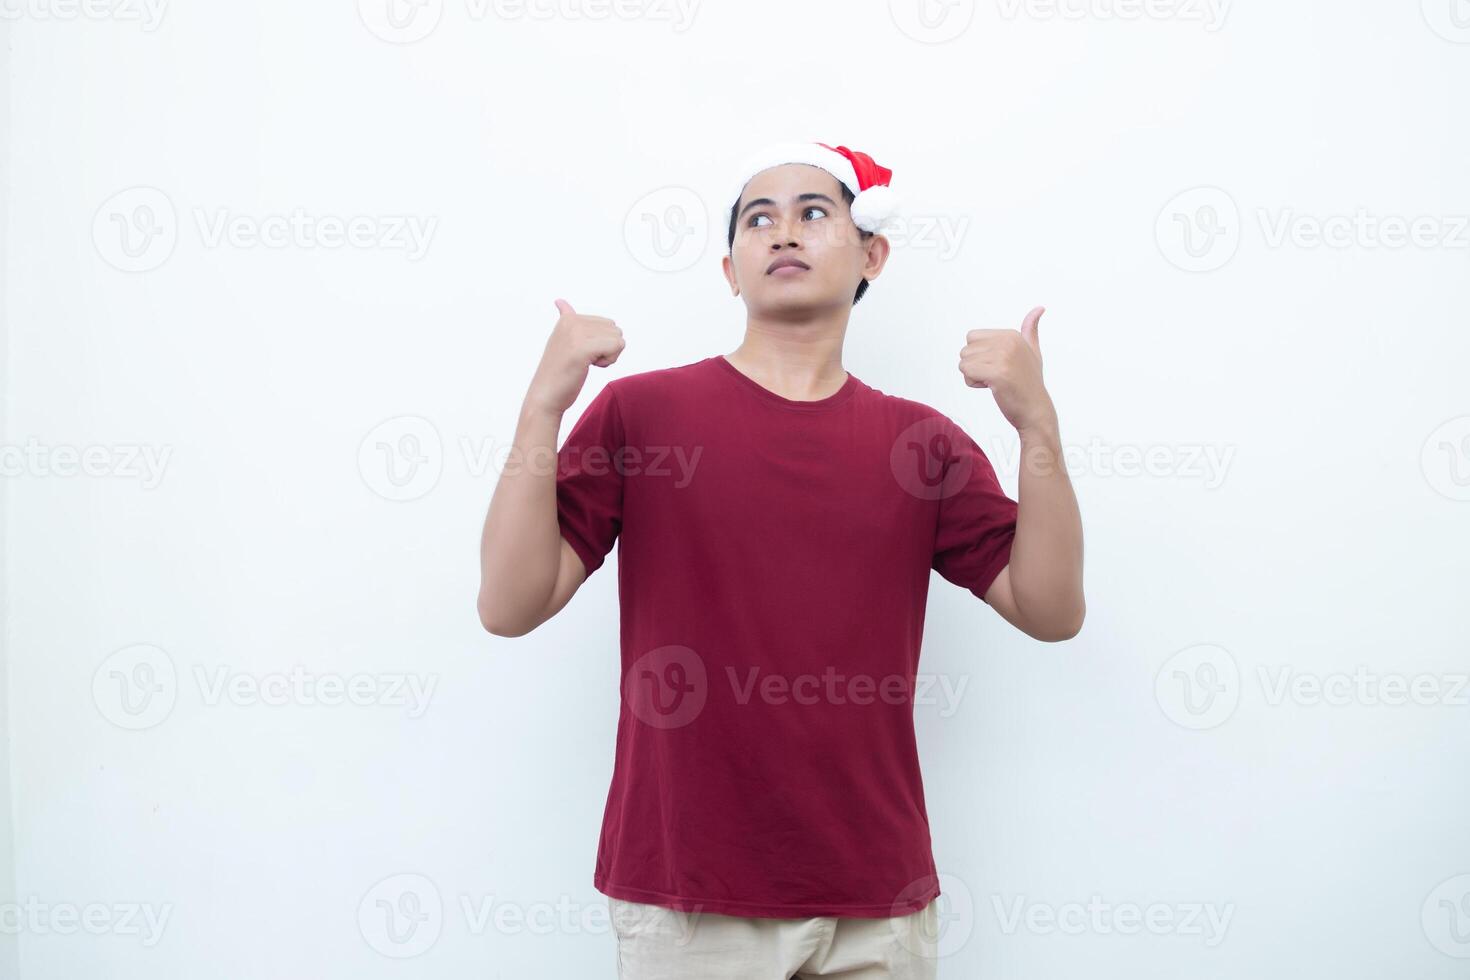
727, 182, 873, 306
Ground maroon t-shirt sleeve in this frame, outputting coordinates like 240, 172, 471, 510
930, 423, 1019, 602
555, 382, 626, 578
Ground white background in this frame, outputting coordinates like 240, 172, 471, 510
3, 0, 1469, 977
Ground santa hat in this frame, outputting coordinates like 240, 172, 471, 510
728, 141, 898, 234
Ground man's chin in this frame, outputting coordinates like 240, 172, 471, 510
743, 291, 844, 318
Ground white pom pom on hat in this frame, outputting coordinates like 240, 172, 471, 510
728, 141, 899, 234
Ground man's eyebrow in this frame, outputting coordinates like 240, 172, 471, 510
737, 192, 839, 220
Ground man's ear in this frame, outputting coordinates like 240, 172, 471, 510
861, 233, 891, 283
721, 253, 740, 296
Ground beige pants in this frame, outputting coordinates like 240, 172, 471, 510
610, 896, 941, 979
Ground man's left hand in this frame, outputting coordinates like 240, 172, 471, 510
959, 305, 1057, 434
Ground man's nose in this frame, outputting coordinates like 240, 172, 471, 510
769, 226, 802, 249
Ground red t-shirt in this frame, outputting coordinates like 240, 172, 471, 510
554, 353, 1017, 920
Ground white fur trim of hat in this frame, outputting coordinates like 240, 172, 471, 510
728, 141, 899, 234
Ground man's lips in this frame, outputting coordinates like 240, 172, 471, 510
766, 257, 811, 275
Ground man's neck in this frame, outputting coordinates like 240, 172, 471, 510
724, 310, 851, 402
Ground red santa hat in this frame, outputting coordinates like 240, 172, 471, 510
728, 141, 898, 234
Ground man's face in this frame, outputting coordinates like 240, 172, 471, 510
722, 163, 887, 316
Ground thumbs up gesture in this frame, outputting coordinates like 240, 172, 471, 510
526, 299, 626, 416
959, 306, 1057, 434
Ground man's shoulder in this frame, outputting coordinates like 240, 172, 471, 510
600, 356, 717, 409
854, 378, 964, 432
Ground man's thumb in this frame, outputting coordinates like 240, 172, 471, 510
554, 298, 575, 317
1020, 306, 1045, 352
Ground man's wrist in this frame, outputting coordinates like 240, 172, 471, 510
519, 396, 564, 428
1018, 418, 1059, 444
1017, 414, 1063, 478
1017, 399, 1060, 444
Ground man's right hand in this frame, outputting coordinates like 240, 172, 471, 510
525, 299, 626, 416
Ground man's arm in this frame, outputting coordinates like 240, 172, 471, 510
476, 401, 587, 637
982, 416, 1084, 640
960, 307, 1086, 641
477, 299, 624, 637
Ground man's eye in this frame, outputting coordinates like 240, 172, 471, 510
748, 207, 826, 228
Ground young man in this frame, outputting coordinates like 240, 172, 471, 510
477, 141, 1085, 979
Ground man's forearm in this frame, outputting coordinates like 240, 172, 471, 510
1009, 418, 1085, 637
477, 401, 565, 634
